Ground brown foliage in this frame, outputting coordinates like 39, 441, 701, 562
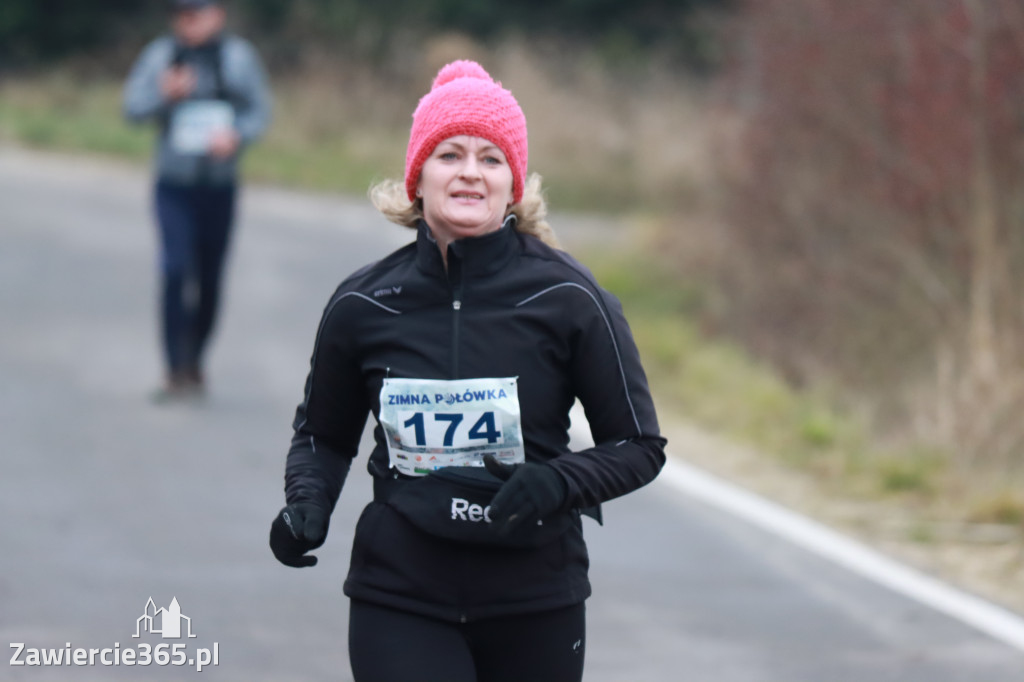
713, 0, 1024, 464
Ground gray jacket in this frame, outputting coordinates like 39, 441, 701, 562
123, 33, 272, 186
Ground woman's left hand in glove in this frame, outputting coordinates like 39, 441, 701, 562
484, 454, 569, 536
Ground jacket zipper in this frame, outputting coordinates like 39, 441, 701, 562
449, 256, 463, 379
451, 289, 463, 379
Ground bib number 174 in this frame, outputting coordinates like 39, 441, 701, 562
398, 410, 503, 448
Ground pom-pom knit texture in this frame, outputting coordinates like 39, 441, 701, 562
405, 60, 528, 204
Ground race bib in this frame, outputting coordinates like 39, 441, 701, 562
169, 100, 234, 155
379, 377, 525, 476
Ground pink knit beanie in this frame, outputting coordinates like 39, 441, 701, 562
405, 60, 528, 204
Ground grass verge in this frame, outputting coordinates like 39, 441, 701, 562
0, 75, 400, 198
0, 49, 707, 215
582, 247, 1024, 542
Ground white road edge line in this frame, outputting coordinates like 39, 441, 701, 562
657, 455, 1024, 653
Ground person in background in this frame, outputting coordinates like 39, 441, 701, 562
269, 59, 666, 682
123, 0, 271, 401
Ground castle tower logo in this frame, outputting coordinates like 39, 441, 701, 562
133, 597, 197, 639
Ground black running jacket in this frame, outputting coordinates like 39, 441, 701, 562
283, 218, 666, 622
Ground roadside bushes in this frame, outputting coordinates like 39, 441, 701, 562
712, 0, 1024, 472
0, 0, 728, 71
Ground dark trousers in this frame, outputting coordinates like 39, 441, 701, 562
348, 600, 586, 682
154, 181, 236, 377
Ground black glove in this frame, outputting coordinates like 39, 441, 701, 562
484, 454, 569, 537
270, 503, 329, 568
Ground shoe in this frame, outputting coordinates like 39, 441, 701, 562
150, 372, 205, 405
184, 366, 206, 394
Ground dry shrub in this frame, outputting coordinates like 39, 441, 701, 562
267, 33, 711, 211
706, 0, 1024, 472
490, 39, 709, 209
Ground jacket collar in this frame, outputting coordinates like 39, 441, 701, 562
415, 215, 521, 279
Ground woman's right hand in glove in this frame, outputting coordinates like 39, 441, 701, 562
269, 503, 329, 568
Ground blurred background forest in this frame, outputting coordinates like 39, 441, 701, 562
2, 1, 1023, 548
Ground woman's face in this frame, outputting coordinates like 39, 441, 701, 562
417, 136, 515, 248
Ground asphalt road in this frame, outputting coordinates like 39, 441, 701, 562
2, 147, 1023, 681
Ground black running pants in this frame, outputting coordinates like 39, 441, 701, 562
348, 600, 586, 682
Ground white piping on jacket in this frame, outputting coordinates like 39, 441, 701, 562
516, 282, 643, 436
296, 291, 401, 431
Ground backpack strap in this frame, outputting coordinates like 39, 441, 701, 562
168, 34, 229, 101
210, 36, 228, 101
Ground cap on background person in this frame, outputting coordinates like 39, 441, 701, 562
405, 60, 529, 204
171, 0, 219, 10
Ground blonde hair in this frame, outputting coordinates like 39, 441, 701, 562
369, 173, 562, 250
